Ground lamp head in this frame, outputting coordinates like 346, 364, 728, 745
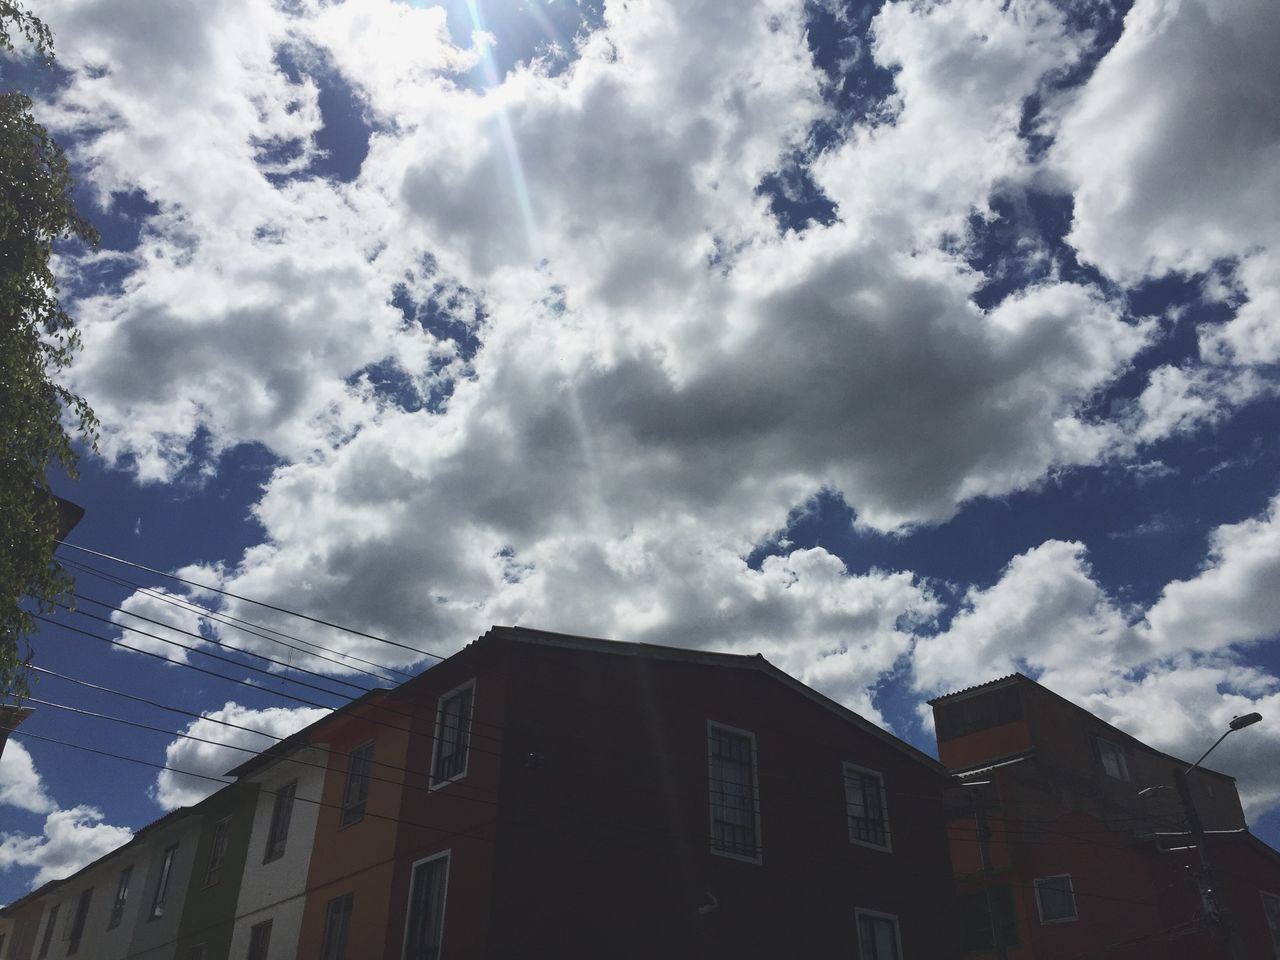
1229, 712, 1262, 731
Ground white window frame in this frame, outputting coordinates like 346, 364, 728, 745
843, 762, 892, 853
1260, 889, 1280, 959
400, 849, 451, 960
1094, 737, 1130, 781
855, 907, 903, 960
706, 720, 763, 865
429, 680, 476, 791
1034, 874, 1078, 924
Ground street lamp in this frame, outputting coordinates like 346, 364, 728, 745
1142, 712, 1262, 960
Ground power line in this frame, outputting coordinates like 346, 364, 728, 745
55, 540, 441, 661
72, 585, 403, 688
62, 556, 415, 683
47, 601, 371, 699
68, 593, 379, 696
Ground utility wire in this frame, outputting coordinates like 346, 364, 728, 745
47, 602, 368, 699
73, 586, 400, 689
55, 540, 441, 661
62, 556, 414, 682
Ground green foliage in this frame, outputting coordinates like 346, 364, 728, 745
0, 1, 98, 702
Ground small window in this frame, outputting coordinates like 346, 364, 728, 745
856, 909, 902, 960
264, 781, 297, 862
108, 865, 132, 929
37, 904, 59, 959
186, 945, 207, 960
321, 893, 354, 960
707, 722, 761, 863
247, 919, 273, 960
430, 683, 474, 787
1094, 737, 1130, 781
402, 852, 449, 960
342, 743, 375, 826
205, 816, 232, 885
844, 763, 891, 851
1035, 875, 1078, 923
958, 887, 1020, 950
1262, 891, 1280, 958
68, 887, 93, 953
151, 844, 178, 919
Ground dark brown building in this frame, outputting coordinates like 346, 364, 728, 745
289, 625, 959, 959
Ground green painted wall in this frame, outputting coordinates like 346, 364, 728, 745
175, 781, 260, 960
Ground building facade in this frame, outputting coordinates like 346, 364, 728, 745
929, 673, 1280, 959
4, 626, 964, 958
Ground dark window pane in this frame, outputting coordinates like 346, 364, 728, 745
109, 866, 132, 929
858, 914, 899, 960
1035, 876, 1077, 922
342, 745, 374, 826
69, 887, 93, 953
709, 726, 759, 859
264, 781, 296, 862
404, 855, 449, 960
320, 893, 353, 960
431, 688, 473, 784
38, 904, 59, 959
248, 919, 273, 960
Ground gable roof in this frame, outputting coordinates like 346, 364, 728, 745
928, 672, 1236, 783
486, 625, 949, 776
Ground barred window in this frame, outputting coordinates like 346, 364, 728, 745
431, 684, 474, 787
844, 763, 890, 850
403, 852, 449, 960
708, 723, 761, 862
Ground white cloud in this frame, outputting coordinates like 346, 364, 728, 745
914, 492, 1280, 824
1053, 0, 1280, 283
0, 806, 133, 888
108, 589, 210, 664
38, 0, 1263, 745
1145, 493, 1280, 653
154, 702, 328, 810
913, 539, 1145, 702
0, 742, 56, 815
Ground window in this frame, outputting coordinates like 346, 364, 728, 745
934, 685, 1023, 741
342, 743, 374, 826
186, 945, 207, 960
856, 910, 902, 960
402, 852, 449, 960
844, 763, 891, 851
430, 683, 474, 787
1094, 737, 1130, 781
247, 919, 273, 960
1035, 875, 1078, 923
68, 887, 93, 953
151, 844, 178, 919
37, 904, 59, 959
108, 865, 132, 929
205, 816, 232, 885
707, 722, 761, 862
958, 887, 1020, 951
1262, 891, 1280, 958
320, 893, 353, 960
263, 781, 296, 863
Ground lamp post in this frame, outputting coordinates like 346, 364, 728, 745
1141, 712, 1261, 960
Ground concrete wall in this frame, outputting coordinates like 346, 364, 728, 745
227, 745, 329, 960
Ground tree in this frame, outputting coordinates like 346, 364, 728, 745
0, 0, 97, 702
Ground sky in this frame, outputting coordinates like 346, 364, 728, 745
3, 0, 1280, 902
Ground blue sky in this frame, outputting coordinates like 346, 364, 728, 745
4, 0, 1280, 901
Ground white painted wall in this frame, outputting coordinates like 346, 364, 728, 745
227, 745, 328, 960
